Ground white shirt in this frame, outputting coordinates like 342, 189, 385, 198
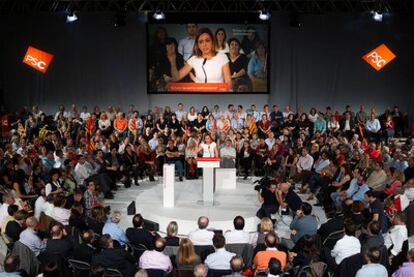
80, 112, 90, 122
74, 162, 91, 185
178, 37, 195, 61
50, 207, 71, 225
176, 110, 187, 122
188, 228, 214, 246
265, 138, 275, 150
297, 154, 314, 171
366, 119, 381, 133
224, 230, 251, 244
187, 53, 229, 83
384, 224, 408, 256
34, 196, 46, 220
331, 235, 361, 264
0, 204, 10, 227
200, 142, 217, 158
205, 248, 236, 270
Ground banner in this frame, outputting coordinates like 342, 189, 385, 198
362, 44, 396, 71
23, 46, 54, 73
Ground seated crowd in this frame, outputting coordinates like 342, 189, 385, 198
0, 102, 414, 277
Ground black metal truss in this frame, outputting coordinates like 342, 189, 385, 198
0, 0, 413, 15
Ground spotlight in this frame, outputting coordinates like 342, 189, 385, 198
258, 10, 271, 21
153, 11, 165, 20
66, 11, 78, 23
372, 11, 383, 22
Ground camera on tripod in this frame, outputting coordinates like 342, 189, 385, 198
253, 176, 274, 192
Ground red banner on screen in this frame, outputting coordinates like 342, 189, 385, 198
362, 44, 396, 71
22, 46, 54, 73
167, 82, 229, 93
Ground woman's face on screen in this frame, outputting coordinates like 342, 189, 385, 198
216, 30, 225, 42
198, 33, 213, 56
229, 41, 240, 54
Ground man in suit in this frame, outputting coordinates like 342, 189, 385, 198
72, 229, 97, 263
125, 214, 155, 250
317, 208, 344, 243
91, 234, 137, 277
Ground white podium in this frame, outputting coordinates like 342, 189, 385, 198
197, 157, 220, 206
215, 168, 237, 190
163, 164, 175, 207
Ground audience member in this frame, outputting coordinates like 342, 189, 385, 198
225, 216, 250, 244
290, 202, 318, 243
205, 234, 236, 270
126, 214, 155, 249
253, 232, 287, 271
355, 247, 388, 277
139, 238, 173, 273
331, 220, 361, 265
188, 216, 214, 246
102, 211, 128, 246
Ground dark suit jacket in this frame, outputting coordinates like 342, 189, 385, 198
126, 227, 155, 250
72, 243, 96, 263
45, 238, 74, 258
317, 216, 344, 241
339, 118, 355, 131
91, 248, 136, 277
5, 220, 23, 243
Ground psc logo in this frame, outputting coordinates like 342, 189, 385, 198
24, 55, 48, 70
363, 44, 396, 71
23, 46, 54, 73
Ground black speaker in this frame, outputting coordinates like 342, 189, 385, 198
127, 201, 136, 215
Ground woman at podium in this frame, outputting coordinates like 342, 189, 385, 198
199, 134, 218, 158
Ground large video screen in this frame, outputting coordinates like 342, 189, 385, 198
147, 17, 269, 94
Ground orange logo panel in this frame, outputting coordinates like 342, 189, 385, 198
362, 44, 396, 71
22, 46, 54, 73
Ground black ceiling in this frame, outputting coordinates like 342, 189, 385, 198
1, 0, 413, 15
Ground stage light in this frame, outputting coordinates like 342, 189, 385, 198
258, 10, 270, 21
153, 11, 165, 20
372, 11, 383, 22
66, 11, 78, 23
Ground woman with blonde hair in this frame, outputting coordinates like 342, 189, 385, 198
186, 138, 199, 179
165, 221, 179, 246
251, 217, 274, 247
176, 238, 201, 269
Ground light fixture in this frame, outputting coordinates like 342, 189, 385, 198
258, 10, 271, 21
372, 11, 383, 22
66, 11, 78, 23
153, 11, 165, 20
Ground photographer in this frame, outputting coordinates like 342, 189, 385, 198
256, 179, 278, 219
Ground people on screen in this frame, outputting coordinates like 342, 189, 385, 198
169, 27, 232, 88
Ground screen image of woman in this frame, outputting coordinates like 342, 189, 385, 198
169, 27, 232, 89
248, 41, 267, 92
226, 37, 252, 92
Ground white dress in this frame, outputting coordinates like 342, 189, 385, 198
200, 142, 217, 157
187, 53, 229, 83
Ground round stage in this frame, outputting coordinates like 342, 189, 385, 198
135, 178, 261, 235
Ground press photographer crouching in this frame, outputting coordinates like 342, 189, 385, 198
255, 177, 279, 219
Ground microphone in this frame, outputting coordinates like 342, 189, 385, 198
202, 58, 207, 83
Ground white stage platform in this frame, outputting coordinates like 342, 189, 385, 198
135, 178, 261, 235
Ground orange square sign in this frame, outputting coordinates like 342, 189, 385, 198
362, 44, 396, 71
22, 46, 54, 73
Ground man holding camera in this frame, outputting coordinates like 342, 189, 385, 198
256, 182, 279, 219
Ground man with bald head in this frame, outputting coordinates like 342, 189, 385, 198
253, 232, 286, 272
223, 255, 244, 277
139, 238, 172, 273
276, 181, 302, 214
188, 216, 214, 245
19, 216, 46, 256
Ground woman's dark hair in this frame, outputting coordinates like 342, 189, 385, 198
164, 37, 178, 54
228, 37, 241, 48
193, 28, 217, 57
